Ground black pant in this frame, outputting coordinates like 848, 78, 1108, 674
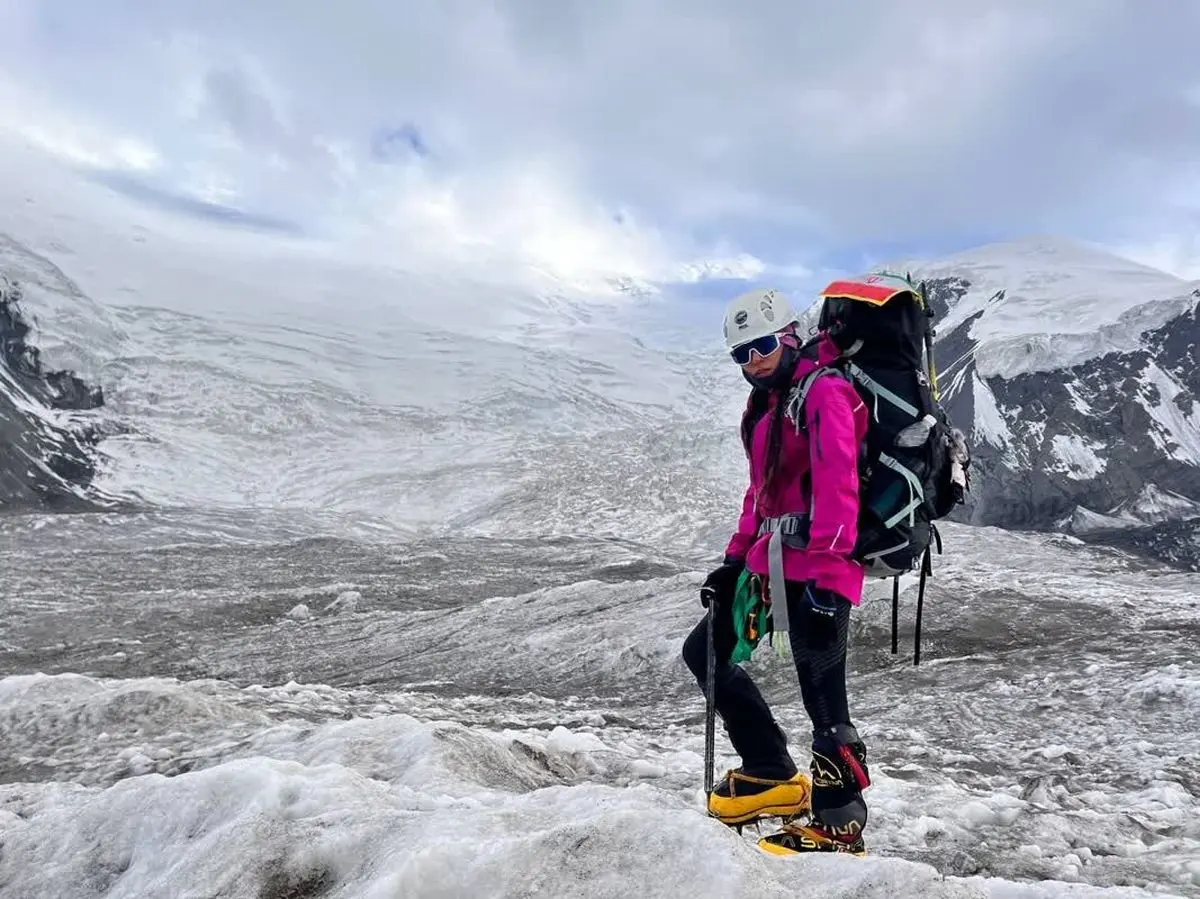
682, 579, 852, 776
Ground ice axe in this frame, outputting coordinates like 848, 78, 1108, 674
704, 599, 716, 798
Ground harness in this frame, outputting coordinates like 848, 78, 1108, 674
755, 513, 811, 636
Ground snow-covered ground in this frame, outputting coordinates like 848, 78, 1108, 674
2, 145, 1199, 897
2, 516, 1198, 898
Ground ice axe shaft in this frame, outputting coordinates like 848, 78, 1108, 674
703, 600, 716, 798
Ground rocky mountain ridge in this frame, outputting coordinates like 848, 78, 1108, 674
0, 271, 110, 510
912, 238, 1200, 568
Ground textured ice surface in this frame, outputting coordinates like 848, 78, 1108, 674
2, 144, 1197, 898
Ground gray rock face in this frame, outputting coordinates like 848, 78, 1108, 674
920, 256, 1200, 569
0, 275, 109, 511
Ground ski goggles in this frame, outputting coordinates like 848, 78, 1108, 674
729, 333, 781, 365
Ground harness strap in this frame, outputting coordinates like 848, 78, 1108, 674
758, 514, 809, 539
768, 527, 789, 635
757, 514, 811, 636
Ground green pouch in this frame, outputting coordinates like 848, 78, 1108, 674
730, 570, 768, 663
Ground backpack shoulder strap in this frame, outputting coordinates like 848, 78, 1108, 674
784, 363, 848, 431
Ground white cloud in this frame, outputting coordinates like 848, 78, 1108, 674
1112, 233, 1200, 282
0, 77, 160, 172
0, 1, 1199, 283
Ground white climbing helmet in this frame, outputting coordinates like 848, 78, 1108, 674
721, 288, 799, 349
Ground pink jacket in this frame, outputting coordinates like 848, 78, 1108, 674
724, 338, 870, 605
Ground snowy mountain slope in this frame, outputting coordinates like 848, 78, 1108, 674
0, 143, 739, 538
897, 238, 1200, 568
910, 237, 1196, 379
13, 152, 1200, 571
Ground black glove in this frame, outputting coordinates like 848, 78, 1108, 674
700, 558, 744, 608
801, 582, 849, 649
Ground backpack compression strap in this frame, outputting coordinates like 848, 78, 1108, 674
844, 362, 919, 420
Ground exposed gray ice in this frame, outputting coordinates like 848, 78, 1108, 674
1, 157, 1197, 897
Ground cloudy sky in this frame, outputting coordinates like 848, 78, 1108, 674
1, 0, 1199, 288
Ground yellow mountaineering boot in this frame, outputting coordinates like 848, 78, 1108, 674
758, 726, 871, 856
757, 821, 867, 856
707, 768, 812, 826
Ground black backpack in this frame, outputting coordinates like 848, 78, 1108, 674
790, 271, 971, 663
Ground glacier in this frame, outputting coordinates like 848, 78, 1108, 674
1, 142, 1198, 898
